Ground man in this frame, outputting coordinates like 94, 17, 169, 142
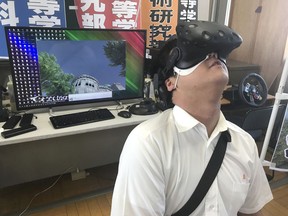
111, 21, 273, 216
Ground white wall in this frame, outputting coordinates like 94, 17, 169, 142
198, 0, 231, 25
198, 0, 211, 21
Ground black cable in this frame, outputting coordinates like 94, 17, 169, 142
18, 166, 73, 216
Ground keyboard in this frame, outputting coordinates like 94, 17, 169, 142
49, 108, 115, 129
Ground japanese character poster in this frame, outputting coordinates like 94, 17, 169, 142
0, 0, 198, 57
65, 0, 141, 29
0, 0, 66, 57
270, 106, 288, 172
142, 0, 197, 48
178, 0, 197, 23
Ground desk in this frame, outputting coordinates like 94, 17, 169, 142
0, 104, 159, 188
0, 94, 275, 188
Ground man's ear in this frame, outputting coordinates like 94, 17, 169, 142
165, 77, 176, 92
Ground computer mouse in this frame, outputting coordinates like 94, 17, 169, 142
118, 110, 132, 118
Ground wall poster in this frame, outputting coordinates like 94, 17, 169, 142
142, 0, 198, 48
0, 0, 66, 57
270, 106, 288, 172
65, 0, 141, 29
0, 0, 198, 57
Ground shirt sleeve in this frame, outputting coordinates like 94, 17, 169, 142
238, 143, 273, 214
111, 127, 166, 216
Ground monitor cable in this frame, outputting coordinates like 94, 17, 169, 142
18, 166, 74, 216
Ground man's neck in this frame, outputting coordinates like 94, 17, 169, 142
176, 99, 221, 137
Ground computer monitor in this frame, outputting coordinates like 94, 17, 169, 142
4, 26, 146, 111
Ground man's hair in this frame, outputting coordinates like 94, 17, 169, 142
150, 35, 177, 109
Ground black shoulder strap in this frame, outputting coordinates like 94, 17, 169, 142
172, 130, 231, 216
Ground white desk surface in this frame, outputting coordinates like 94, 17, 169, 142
0, 105, 160, 146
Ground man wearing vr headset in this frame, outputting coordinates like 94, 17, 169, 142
111, 21, 272, 216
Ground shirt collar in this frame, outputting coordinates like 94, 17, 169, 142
172, 105, 229, 135
173, 105, 199, 133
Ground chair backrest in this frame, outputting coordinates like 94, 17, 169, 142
242, 104, 286, 140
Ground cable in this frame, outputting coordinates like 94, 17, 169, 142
108, 100, 124, 111
48, 107, 56, 117
18, 166, 73, 216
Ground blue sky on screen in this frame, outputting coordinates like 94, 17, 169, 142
36, 40, 126, 86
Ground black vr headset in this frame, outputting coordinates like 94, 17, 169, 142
151, 20, 243, 109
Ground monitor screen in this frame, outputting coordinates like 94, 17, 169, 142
4, 26, 146, 111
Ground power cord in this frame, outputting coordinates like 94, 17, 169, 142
18, 166, 73, 216
107, 100, 124, 112
115, 100, 124, 111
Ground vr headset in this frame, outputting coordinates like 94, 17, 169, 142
152, 20, 243, 109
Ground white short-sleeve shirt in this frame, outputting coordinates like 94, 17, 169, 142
111, 105, 273, 216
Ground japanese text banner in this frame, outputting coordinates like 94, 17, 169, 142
0, 0, 66, 57
65, 0, 141, 29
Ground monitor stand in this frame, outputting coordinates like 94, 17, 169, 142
48, 107, 56, 117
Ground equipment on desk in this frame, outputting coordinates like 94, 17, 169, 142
0, 59, 15, 118
226, 59, 261, 86
0, 59, 11, 93
49, 108, 115, 129
223, 73, 268, 107
1, 124, 37, 139
129, 99, 158, 115
0, 108, 9, 122
2, 112, 35, 129
6, 75, 17, 112
2, 115, 21, 129
0, 85, 9, 122
19, 113, 34, 127
118, 110, 132, 118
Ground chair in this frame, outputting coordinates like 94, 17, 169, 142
224, 104, 286, 141
224, 104, 287, 182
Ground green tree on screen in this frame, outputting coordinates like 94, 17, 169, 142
38, 52, 75, 96
103, 41, 126, 76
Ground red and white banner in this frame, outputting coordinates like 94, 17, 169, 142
65, 0, 141, 29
